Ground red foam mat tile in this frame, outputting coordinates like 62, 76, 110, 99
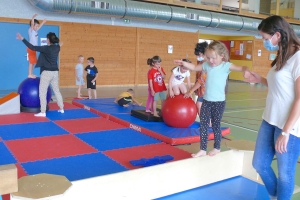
48, 102, 79, 110
54, 117, 126, 134
5, 135, 98, 163
16, 163, 28, 178
0, 112, 49, 125
103, 143, 191, 169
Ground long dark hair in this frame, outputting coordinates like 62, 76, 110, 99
258, 15, 300, 71
47, 32, 59, 44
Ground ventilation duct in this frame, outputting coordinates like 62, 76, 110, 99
28, 0, 300, 35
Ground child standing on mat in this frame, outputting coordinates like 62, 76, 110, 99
168, 59, 191, 98
85, 57, 98, 99
27, 13, 46, 78
145, 62, 154, 113
75, 55, 85, 98
148, 56, 167, 117
175, 41, 251, 157
114, 89, 142, 107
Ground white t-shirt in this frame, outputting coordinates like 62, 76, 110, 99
263, 51, 300, 137
171, 66, 190, 85
28, 28, 38, 45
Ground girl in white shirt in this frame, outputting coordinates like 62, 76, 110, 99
168, 59, 191, 98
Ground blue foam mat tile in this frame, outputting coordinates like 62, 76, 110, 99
156, 176, 270, 200
112, 113, 200, 128
75, 98, 144, 114
0, 121, 69, 140
46, 109, 99, 121
76, 128, 161, 151
0, 142, 17, 165
112, 113, 220, 138
21, 152, 128, 181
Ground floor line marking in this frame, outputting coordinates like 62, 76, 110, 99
226, 98, 266, 102
221, 122, 257, 133
224, 108, 264, 113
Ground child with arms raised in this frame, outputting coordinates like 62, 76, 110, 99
175, 41, 251, 157
27, 13, 46, 78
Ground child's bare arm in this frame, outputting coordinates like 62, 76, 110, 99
149, 79, 155, 96
184, 81, 201, 98
37, 18, 47, 31
168, 73, 175, 97
92, 73, 98, 83
174, 60, 202, 71
159, 67, 166, 79
187, 76, 191, 90
30, 14, 38, 30
132, 97, 142, 106
114, 96, 121, 103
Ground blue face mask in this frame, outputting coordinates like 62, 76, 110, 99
263, 35, 279, 51
197, 57, 204, 61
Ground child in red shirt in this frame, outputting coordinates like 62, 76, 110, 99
147, 56, 167, 117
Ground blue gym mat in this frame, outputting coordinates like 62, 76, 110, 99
0, 142, 17, 165
46, 108, 99, 121
111, 113, 216, 138
75, 98, 144, 114
73, 98, 231, 145
21, 152, 128, 181
76, 128, 162, 151
0, 121, 69, 140
156, 176, 269, 200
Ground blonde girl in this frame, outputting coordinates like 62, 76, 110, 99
175, 41, 251, 157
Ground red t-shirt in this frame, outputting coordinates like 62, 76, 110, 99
148, 67, 167, 92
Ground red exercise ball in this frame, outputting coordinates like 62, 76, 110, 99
162, 94, 197, 128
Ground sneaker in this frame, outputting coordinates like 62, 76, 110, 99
58, 109, 64, 113
34, 112, 46, 117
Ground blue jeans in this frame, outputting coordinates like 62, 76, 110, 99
252, 120, 300, 200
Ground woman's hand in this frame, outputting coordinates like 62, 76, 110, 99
16, 33, 24, 40
174, 60, 183, 65
184, 92, 192, 98
244, 71, 261, 83
275, 134, 289, 154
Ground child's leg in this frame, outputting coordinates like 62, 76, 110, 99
192, 100, 211, 157
93, 89, 97, 99
178, 83, 187, 94
146, 88, 153, 112
172, 85, 180, 95
27, 48, 37, 78
208, 101, 226, 156
160, 91, 166, 113
88, 88, 91, 99
77, 85, 82, 98
50, 71, 64, 111
153, 100, 159, 117
28, 64, 36, 78
196, 100, 202, 116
